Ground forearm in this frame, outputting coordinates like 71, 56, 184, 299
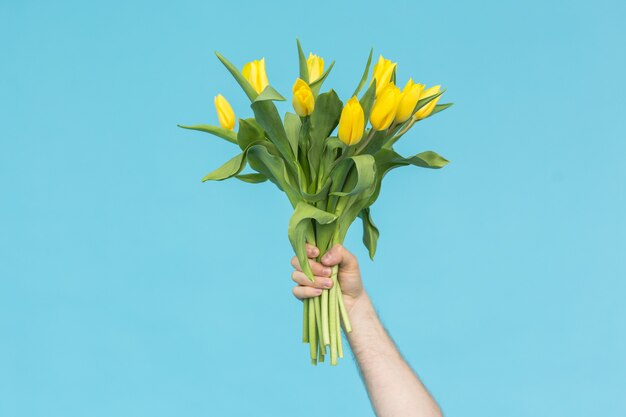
346, 293, 442, 417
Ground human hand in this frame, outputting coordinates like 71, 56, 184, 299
290, 243, 365, 313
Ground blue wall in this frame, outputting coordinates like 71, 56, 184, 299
1, 0, 625, 416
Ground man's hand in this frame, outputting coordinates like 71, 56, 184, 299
289, 244, 443, 417
290, 243, 364, 313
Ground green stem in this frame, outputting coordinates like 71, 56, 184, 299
298, 118, 312, 187
384, 119, 415, 148
328, 264, 339, 365
303, 298, 309, 343
308, 298, 317, 364
321, 288, 330, 346
314, 295, 325, 354
320, 145, 355, 186
336, 302, 343, 358
337, 283, 352, 333
355, 128, 376, 154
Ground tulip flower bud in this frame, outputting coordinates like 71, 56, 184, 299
242, 58, 269, 94
292, 78, 315, 117
338, 97, 365, 146
371, 55, 397, 97
413, 85, 441, 120
394, 78, 425, 123
306, 53, 324, 83
214, 94, 236, 130
369, 84, 402, 131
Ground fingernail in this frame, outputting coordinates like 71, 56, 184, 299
323, 267, 331, 276
314, 288, 323, 295
322, 254, 331, 262
323, 279, 332, 288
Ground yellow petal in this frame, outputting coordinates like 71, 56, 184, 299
394, 78, 424, 123
258, 58, 269, 92
292, 78, 315, 117
214, 94, 235, 130
413, 85, 442, 120
307, 53, 324, 83
369, 84, 402, 130
338, 97, 365, 146
242, 62, 251, 81
371, 55, 397, 96
242, 58, 269, 94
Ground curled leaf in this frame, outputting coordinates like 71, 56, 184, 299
235, 173, 268, 184
288, 202, 337, 279
359, 208, 379, 260
330, 154, 377, 197
178, 124, 237, 145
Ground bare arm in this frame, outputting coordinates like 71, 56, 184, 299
291, 244, 442, 417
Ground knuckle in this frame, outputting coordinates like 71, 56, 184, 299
292, 286, 301, 298
316, 277, 328, 289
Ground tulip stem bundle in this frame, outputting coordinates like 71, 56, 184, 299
179, 39, 453, 365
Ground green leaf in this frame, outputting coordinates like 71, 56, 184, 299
201, 152, 246, 182
310, 90, 343, 143
251, 100, 296, 172
215, 51, 258, 101
237, 118, 265, 151
296, 38, 309, 83
284, 112, 301, 158
359, 81, 377, 121
413, 89, 447, 114
334, 184, 378, 244
310, 61, 335, 96
309, 90, 343, 178
247, 143, 299, 204
253, 85, 286, 102
404, 151, 450, 168
235, 173, 268, 183
320, 137, 345, 179
178, 124, 237, 145
330, 154, 377, 197
288, 202, 337, 279
360, 129, 388, 156
301, 177, 331, 203
352, 48, 373, 97
367, 148, 449, 206
428, 103, 454, 118
375, 148, 448, 175
359, 208, 379, 260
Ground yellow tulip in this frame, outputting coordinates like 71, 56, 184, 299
371, 55, 397, 96
338, 97, 365, 146
306, 53, 324, 83
369, 84, 402, 131
292, 78, 315, 117
242, 58, 269, 94
214, 94, 235, 130
413, 85, 441, 120
394, 78, 425, 123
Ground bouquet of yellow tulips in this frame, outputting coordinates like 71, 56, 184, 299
180, 40, 452, 365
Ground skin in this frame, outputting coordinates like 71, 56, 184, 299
291, 244, 443, 417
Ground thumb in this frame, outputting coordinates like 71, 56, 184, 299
320, 244, 359, 273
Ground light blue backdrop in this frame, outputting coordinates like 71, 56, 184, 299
1, 0, 625, 416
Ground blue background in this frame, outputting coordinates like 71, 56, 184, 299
1, 0, 625, 416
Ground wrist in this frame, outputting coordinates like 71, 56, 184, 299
344, 290, 372, 320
